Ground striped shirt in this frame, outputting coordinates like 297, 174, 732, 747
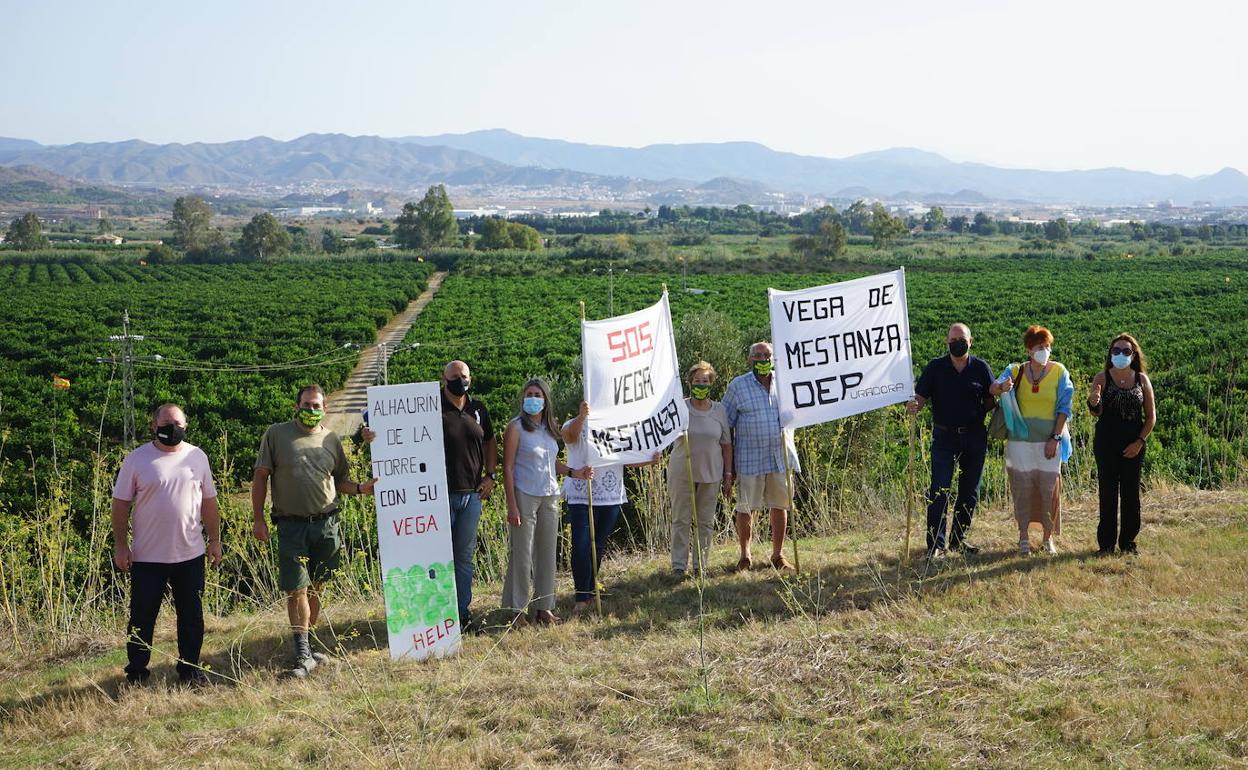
722, 373, 799, 476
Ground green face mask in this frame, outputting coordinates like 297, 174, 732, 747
296, 407, 325, 427
690, 385, 711, 400
752, 360, 773, 377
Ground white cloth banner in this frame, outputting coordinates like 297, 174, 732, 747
768, 268, 914, 429
581, 291, 688, 466
366, 381, 461, 661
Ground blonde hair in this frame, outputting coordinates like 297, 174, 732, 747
687, 360, 716, 383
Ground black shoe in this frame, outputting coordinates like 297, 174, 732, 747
462, 616, 485, 635
1120, 545, 1138, 556
179, 669, 210, 687
951, 542, 980, 555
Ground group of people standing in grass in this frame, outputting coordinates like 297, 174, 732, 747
107, 326, 1156, 684
909, 324, 1156, 560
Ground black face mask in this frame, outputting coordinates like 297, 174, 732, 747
155, 423, 186, 447
948, 338, 969, 358
446, 377, 470, 396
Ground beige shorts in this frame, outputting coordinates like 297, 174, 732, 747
735, 472, 790, 513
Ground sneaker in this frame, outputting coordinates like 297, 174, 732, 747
310, 651, 330, 665
1044, 539, 1058, 555
1019, 540, 1031, 557
951, 542, 980, 555
926, 547, 946, 561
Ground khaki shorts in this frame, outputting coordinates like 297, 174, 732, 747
735, 472, 790, 513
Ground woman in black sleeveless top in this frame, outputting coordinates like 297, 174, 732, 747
1087, 334, 1156, 555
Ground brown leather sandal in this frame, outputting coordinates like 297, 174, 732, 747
735, 556, 753, 572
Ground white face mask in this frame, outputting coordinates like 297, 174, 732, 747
1030, 347, 1051, 365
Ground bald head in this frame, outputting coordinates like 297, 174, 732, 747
443, 360, 470, 380
947, 323, 971, 342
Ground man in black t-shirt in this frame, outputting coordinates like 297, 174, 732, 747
908, 323, 995, 558
440, 360, 496, 630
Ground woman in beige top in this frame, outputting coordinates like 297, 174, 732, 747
667, 361, 733, 577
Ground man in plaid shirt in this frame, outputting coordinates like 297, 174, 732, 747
722, 341, 798, 572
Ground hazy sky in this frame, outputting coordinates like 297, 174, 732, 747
2, 0, 1244, 176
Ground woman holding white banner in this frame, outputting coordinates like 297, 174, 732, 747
501, 379, 588, 626
992, 325, 1074, 556
668, 361, 733, 578
562, 401, 659, 615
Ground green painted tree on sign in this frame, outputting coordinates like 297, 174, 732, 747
383, 562, 457, 633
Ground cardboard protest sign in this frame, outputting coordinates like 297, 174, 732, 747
366, 381, 460, 660
581, 291, 688, 466
768, 269, 914, 429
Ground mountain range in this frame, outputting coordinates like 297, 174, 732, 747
3, 130, 1247, 206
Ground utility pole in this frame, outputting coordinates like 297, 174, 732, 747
96, 309, 162, 446
379, 341, 389, 386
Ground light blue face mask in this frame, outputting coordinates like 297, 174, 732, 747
522, 397, 545, 415
1111, 353, 1133, 370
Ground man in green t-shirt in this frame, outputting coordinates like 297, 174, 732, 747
252, 383, 376, 677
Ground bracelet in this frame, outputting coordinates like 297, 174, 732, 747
1137, 436, 1147, 444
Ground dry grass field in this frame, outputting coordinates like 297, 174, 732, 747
2, 486, 1245, 769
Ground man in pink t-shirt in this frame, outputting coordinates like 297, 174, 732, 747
111, 402, 221, 685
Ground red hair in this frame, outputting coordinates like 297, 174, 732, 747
1023, 325, 1053, 349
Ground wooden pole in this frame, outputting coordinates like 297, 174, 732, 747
579, 300, 602, 615
903, 413, 916, 568
681, 433, 703, 578
780, 430, 801, 574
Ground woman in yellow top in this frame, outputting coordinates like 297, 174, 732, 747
991, 325, 1074, 556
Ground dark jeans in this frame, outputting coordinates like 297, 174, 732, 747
448, 492, 483, 623
125, 555, 205, 682
926, 427, 988, 552
1094, 440, 1144, 552
567, 503, 622, 603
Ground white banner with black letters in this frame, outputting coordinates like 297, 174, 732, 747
367, 381, 460, 661
581, 291, 688, 466
768, 269, 914, 429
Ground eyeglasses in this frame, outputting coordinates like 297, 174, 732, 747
1110, 346, 1133, 356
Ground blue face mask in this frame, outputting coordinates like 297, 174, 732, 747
1111, 353, 1133, 370
522, 397, 545, 415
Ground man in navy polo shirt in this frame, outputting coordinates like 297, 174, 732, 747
908, 323, 995, 558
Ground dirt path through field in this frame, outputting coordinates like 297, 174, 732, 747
322, 270, 446, 438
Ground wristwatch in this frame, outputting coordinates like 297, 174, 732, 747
486, 471, 496, 480
1049, 433, 1061, 441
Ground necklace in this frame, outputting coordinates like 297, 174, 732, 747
1027, 363, 1049, 393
